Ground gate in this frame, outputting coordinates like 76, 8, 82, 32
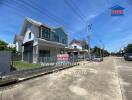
0, 51, 11, 74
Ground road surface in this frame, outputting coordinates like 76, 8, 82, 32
0, 57, 131, 100
115, 57, 132, 100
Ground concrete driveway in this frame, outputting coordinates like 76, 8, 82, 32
0, 57, 123, 100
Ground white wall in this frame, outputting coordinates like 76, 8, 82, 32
23, 24, 39, 44
23, 29, 34, 43
31, 25, 39, 38
16, 42, 19, 51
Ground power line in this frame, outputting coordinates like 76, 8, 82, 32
64, 0, 86, 24
25, 0, 74, 30
2, 0, 26, 17
3, 0, 90, 41
15, 0, 85, 39
3, 0, 72, 36
70, 0, 86, 19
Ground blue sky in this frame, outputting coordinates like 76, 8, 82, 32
0, 0, 132, 52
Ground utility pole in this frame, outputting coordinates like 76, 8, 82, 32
99, 44, 102, 57
102, 44, 105, 58
87, 24, 92, 60
99, 40, 103, 57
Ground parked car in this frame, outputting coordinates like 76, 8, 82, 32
86, 58, 91, 61
0, 72, 3, 80
93, 56, 103, 62
124, 53, 132, 61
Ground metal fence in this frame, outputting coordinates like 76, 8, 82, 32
11, 53, 21, 61
10, 53, 87, 71
0, 51, 11, 74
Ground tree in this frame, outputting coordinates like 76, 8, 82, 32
92, 46, 110, 57
7, 47, 16, 53
0, 40, 16, 53
0, 40, 8, 50
81, 39, 89, 50
125, 44, 132, 53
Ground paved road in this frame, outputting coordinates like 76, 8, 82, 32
0, 57, 125, 100
115, 57, 132, 100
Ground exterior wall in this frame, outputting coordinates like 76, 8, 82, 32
30, 25, 40, 38
33, 45, 39, 63
16, 41, 23, 52
22, 24, 40, 63
53, 28, 68, 46
23, 29, 34, 43
16, 42, 19, 52
23, 24, 39, 44
39, 27, 68, 46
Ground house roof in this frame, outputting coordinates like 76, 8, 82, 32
20, 17, 68, 36
25, 17, 53, 29
70, 39, 82, 45
111, 5, 124, 10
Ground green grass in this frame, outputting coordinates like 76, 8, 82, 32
13, 61, 41, 70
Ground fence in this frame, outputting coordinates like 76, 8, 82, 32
39, 56, 57, 66
11, 53, 21, 61
10, 53, 87, 71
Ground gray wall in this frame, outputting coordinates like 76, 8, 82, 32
0, 51, 11, 74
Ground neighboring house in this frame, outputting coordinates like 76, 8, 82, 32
14, 35, 23, 52
8, 43, 15, 48
69, 39, 83, 50
15, 17, 68, 63
68, 39, 88, 57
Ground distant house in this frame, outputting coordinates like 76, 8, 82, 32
14, 17, 68, 63
69, 39, 83, 50
14, 35, 23, 52
111, 5, 124, 16
68, 39, 88, 58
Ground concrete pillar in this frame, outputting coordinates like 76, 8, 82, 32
33, 45, 39, 63
55, 47, 57, 56
21, 46, 24, 61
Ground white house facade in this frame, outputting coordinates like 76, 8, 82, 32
68, 39, 89, 59
15, 17, 68, 63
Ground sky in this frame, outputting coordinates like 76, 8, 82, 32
0, 0, 132, 52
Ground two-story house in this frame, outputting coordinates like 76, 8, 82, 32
68, 39, 89, 59
14, 17, 68, 63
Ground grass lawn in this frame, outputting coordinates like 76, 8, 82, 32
13, 61, 41, 70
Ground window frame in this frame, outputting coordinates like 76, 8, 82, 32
41, 26, 50, 40
29, 32, 31, 39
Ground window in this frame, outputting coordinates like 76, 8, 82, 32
74, 46, 77, 49
29, 32, 31, 39
54, 34, 59, 42
42, 28, 50, 40
62, 39, 66, 44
